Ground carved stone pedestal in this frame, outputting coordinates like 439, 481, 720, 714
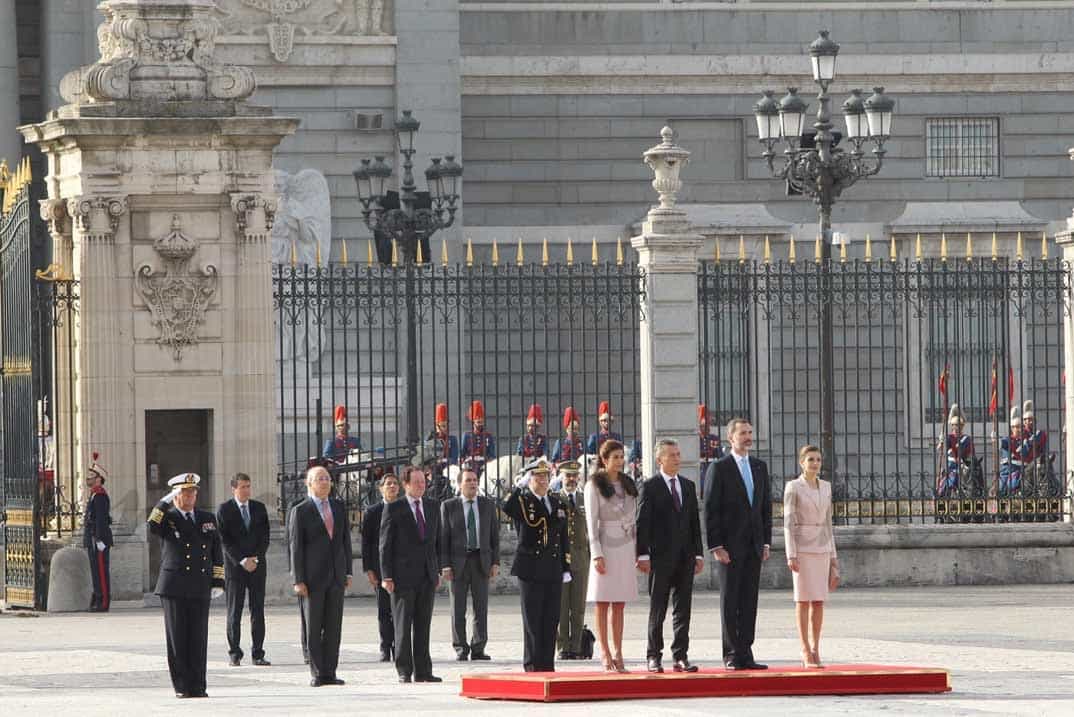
20, 0, 299, 598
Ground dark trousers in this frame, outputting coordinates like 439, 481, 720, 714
87, 546, 110, 610
376, 585, 395, 652
301, 584, 345, 679
646, 554, 695, 660
298, 598, 308, 662
391, 580, 435, 679
449, 553, 489, 657
161, 596, 210, 695
225, 573, 266, 660
519, 578, 562, 672
715, 550, 762, 662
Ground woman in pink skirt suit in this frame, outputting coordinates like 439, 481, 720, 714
585, 439, 639, 673
783, 445, 839, 668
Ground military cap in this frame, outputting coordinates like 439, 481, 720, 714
557, 459, 581, 475
168, 472, 201, 489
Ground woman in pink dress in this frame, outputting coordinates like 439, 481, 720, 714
584, 439, 638, 672
783, 445, 839, 668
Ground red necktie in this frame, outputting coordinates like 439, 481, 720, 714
669, 477, 682, 512
414, 500, 426, 540
320, 499, 334, 539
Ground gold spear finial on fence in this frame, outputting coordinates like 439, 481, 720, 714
890, 235, 898, 262
441, 237, 449, 266
1042, 231, 1050, 260
542, 237, 550, 266
1016, 231, 1024, 262
864, 234, 873, 263
415, 239, 424, 264
763, 235, 771, 264
466, 237, 474, 267
367, 238, 374, 266
991, 232, 998, 261
566, 237, 574, 264
491, 239, 500, 266
391, 238, 399, 266
290, 239, 298, 267
965, 232, 973, 262
788, 235, 796, 264
915, 233, 923, 262
516, 237, 525, 266
0, 158, 8, 184
591, 237, 599, 266
315, 240, 322, 267
714, 236, 721, 264
340, 239, 349, 264
738, 235, 746, 264
940, 232, 948, 262
839, 238, 847, 263
814, 235, 822, 263
616, 236, 624, 266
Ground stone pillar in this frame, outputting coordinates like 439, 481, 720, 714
20, 0, 298, 597
1052, 164, 1074, 522
0, 0, 20, 160
631, 128, 704, 479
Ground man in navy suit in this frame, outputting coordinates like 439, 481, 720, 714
290, 466, 352, 687
704, 418, 772, 671
217, 473, 271, 666
379, 466, 442, 683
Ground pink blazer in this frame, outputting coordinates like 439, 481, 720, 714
782, 476, 836, 559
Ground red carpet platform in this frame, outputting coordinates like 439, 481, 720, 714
460, 665, 951, 702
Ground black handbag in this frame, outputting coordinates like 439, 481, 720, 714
579, 625, 596, 659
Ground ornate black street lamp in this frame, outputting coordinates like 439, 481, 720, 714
752, 30, 895, 476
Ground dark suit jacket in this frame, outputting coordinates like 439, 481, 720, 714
83, 489, 113, 549
289, 496, 353, 591
361, 501, 386, 578
216, 498, 270, 582
503, 487, 570, 582
379, 496, 440, 590
439, 495, 500, 577
635, 473, 703, 570
148, 503, 224, 599
704, 454, 773, 558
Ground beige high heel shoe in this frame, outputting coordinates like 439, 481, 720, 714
810, 649, 825, 669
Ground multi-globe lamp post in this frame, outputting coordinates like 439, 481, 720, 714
751, 30, 895, 476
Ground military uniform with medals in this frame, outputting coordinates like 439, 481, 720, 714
555, 461, 590, 660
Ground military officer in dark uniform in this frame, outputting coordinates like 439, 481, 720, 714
551, 406, 584, 465
147, 473, 225, 698
461, 400, 496, 474
517, 403, 547, 459
698, 405, 724, 497
503, 458, 571, 672
586, 401, 623, 455
323, 405, 362, 461
83, 452, 113, 612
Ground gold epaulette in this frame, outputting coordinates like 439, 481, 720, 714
213, 566, 225, 579
149, 507, 164, 524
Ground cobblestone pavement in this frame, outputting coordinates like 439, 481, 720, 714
1, 585, 1072, 716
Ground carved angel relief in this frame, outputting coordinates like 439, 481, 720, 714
137, 215, 219, 362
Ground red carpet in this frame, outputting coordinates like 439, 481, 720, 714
460, 665, 951, 702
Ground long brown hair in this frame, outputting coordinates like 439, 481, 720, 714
591, 439, 638, 499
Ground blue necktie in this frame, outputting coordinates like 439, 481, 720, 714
240, 503, 250, 529
739, 457, 755, 505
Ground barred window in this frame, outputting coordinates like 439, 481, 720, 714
926, 117, 1000, 178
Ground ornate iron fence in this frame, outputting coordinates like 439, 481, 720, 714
274, 257, 646, 523
699, 251, 1070, 524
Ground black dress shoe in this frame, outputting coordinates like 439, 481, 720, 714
557, 650, 570, 660
673, 658, 699, 673
647, 657, 664, 673
743, 661, 768, 670
724, 660, 745, 670
324, 677, 345, 685
398, 674, 412, 684
190, 691, 208, 698
415, 675, 443, 683
175, 692, 188, 699
310, 678, 324, 687
379, 650, 392, 662
470, 652, 491, 661
229, 656, 241, 667
456, 653, 469, 661
252, 657, 271, 666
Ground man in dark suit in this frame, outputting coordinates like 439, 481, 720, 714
362, 473, 400, 662
83, 453, 113, 612
147, 473, 225, 699
380, 466, 442, 683
217, 473, 271, 667
503, 459, 571, 672
290, 465, 353, 687
704, 418, 772, 671
636, 439, 704, 674
439, 468, 500, 661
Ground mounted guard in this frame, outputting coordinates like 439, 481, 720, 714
517, 403, 548, 459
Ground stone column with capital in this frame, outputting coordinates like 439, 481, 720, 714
1051, 153, 1074, 519
631, 128, 704, 481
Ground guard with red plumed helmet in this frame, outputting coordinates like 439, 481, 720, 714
551, 406, 585, 464
517, 403, 547, 459
425, 402, 459, 472
83, 451, 114, 612
323, 405, 362, 461
698, 405, 724, 497
461, 400, 496, 474
585, 401, 622, 455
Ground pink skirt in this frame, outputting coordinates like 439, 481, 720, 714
791, 552, 831, 602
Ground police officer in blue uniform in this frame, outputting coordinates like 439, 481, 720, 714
323, 405, 362, 461
503, 459, 571, 672
147, 473, 225, 698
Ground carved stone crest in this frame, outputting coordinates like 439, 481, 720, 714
137, 215, 219, 361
